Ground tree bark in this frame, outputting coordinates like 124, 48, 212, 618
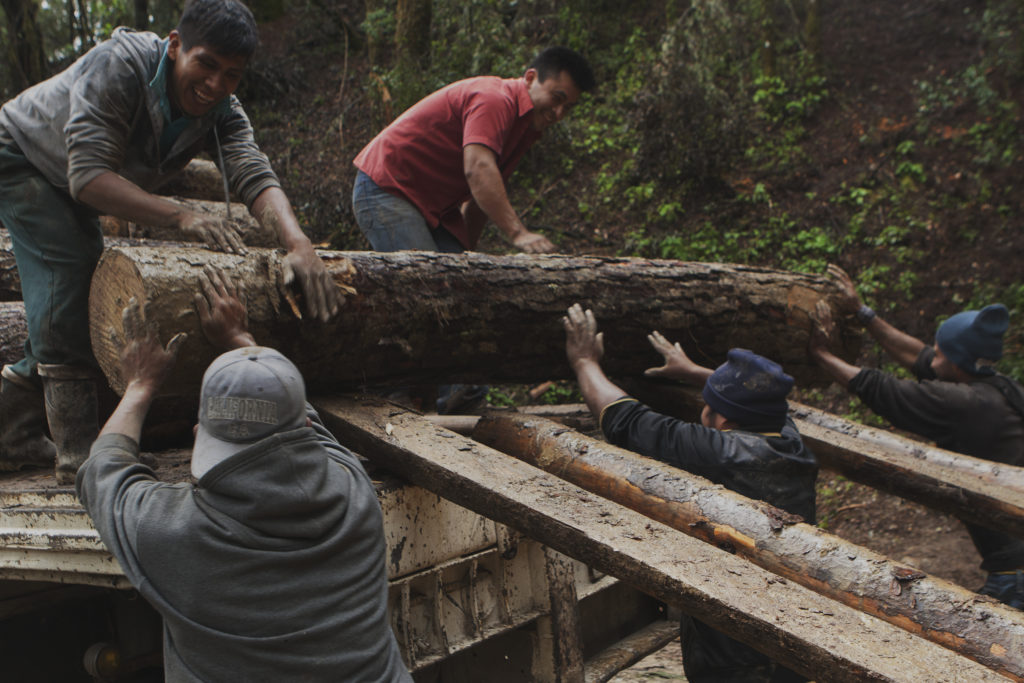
0, 302, 26, 368
154, 159, 234, 202
313, 396, 1007, 683
471, 412, 1024, 680
620, 380, 1024, 539
0, 0, 47, 89
87, 246, 860, 395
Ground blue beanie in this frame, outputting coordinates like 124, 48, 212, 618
702, 349, 793, 429
935, 303, 1008, 376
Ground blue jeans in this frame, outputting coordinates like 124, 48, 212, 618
351, 171, 463, 253
0, 143, 103, 380
980, 571, 1024, 609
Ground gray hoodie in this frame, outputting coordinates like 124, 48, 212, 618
0, 27, 278, 207
77, 406, 411, 682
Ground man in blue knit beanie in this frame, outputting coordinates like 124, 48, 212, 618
809, 264, 1024, 609
564, 303, 817, 683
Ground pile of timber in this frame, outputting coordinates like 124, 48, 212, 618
317, 397, 1019, 682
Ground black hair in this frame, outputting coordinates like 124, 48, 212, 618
177, 0, 259, 58
529, 46, 596, 92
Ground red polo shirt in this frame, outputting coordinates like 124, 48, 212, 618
354, 76, 541, 249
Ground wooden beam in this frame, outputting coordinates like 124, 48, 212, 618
623, 381, 1024, 539
583, 620, 679, 683
314, 396, 1007, 682
471, 412, 1024, 679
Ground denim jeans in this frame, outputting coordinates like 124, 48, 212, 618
351, 171, 463, 253
0, 143, 103, 380
979, 570, 1024, 609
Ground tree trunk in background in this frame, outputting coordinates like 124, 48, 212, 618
88, 246, 860, 396
364, 0, 386, 67
395, 0, 431, 70
154, 159, 233, 202
802, 0, 821, 62
133, 0, 148, 31
0, 0, 47, 89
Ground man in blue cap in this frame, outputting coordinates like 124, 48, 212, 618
809, 264, 1024, 609
563, 303, 817, 683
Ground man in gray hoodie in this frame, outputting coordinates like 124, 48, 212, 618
75, 266, 409, 681
0, 0, 340, 484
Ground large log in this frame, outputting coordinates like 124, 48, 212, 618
471, 412, 1024, 679
314, 396, 1006, 682
622, 381, 1024, 539
88, 246, 860, 396
0, 302, 26, 368
99, 197, 277, 248
153, 159, 232, 202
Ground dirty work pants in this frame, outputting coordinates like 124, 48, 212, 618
0, 143, 103, 381
351, 171, 465, 253
681, 615, 808, 683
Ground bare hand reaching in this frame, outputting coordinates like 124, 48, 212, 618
115, 297, 187, 395
179, 212, 248, 255
644, 331, 708, 382
826, 264, 862, 314
808, 300, 837, 359
563, 303, 604, 368
195, 265, 256, 350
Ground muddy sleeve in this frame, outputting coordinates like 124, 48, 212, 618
65, 43, 142, 199
75, 433, 168, 587
208, 98, 280, 210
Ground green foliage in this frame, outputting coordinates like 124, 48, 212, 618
535, 381, 582, 406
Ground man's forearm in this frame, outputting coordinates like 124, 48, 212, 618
77, 171, 191, 228
464, 149, 527, 241
251, 186, 312, 252
865, 316, 925, 369
98, 382, 158, 444
810, 348, 861, 387
573, 358, 629, 419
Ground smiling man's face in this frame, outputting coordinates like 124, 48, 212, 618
525, 68, 582, 132
166, 30, 247, 117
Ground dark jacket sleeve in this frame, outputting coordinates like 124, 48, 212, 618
74, 434, 169, 588
847, 349, 973, 445
601, 398, 735, 477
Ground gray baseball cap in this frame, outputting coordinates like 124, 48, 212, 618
192, 346, 307, 478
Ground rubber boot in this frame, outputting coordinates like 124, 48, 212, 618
38, 364, 99, 486
0, 365, 57, 472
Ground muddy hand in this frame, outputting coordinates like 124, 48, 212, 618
808, 300, 836, 357
180, 212, 247, 255
195, 265, 254, 350
114, 297, 186, 392
644, 331, 697, 381
282, 246, 341, 323
826, 264, 862, 314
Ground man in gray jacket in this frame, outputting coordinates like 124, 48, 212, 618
0, 0, 340, 483
76, 266, 410, 681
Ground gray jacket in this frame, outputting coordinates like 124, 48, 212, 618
0, 27, 278, 207
76, 405, 411, 682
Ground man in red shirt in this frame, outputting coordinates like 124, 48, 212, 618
352, 47, 595, 254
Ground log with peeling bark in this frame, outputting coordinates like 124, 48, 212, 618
620, 380, 1024, 539
0, 302, 26, 368
88, 246, 860, 396
153, 159, 232, 202
99, 197, 277, 248
470, 412, 1024, 679
0, 230, 241, 300
313, 396, 1007, 683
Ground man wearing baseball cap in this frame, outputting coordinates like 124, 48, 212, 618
809, 264, 1024, 609
75, 266, 410, 681
563, 303, 817, 683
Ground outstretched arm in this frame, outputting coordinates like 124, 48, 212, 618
194, 265, 257, 350
808, 300, 862, 386
564, 304, 626, 417
463, 144, 555, 253
78, 171, 247, 253
828, 264, 925, 370
643, 331, 714, 386
251, 186, 342, 323
99, 300, 187, 442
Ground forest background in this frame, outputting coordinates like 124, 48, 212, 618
1, 0, 1022, 404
